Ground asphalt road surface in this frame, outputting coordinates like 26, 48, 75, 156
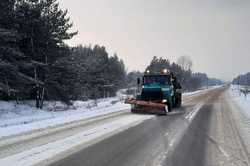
50, 87, 250, 166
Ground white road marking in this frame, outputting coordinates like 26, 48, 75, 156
218, 146, 230, 158
185, 102, 204, 121
169, 139, 175, 147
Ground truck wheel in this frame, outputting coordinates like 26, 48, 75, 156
174, 94, 182, 108
168, 100, 173, 112
178, 97, 182, 107
177, 94, 182, 108
172, 96, 176, 108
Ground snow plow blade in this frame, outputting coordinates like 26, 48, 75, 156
125, 98, 167, 115
125, 98, 166, 108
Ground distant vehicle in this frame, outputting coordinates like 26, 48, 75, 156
125, 69, 182, 115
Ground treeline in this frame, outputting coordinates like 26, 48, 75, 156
192, 73, 224, 88
126, 56, 222, 91
55, 45, 126, 100
0, 0, 126, 108
232, 72, 250, 86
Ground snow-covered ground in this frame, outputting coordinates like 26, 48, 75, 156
0, 98, 130, 138
183, 85, 222, 96
229, 85, 250, 153
229, 85, 250, 119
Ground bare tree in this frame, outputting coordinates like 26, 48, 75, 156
177, 55, 193, 71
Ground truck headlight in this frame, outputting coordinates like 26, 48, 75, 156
162, 99, 167, 103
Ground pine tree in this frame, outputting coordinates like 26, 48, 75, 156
13, 0, 77, 108
0, 0, 42, 100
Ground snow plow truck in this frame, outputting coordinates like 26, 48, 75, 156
125, 69, 182, 115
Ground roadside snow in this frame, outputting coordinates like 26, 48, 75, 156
229, 85, 250, 119
229, 85, 250, 155
0, 114, 153, 166
183, 85, 222, 96
0, 98, 130, 138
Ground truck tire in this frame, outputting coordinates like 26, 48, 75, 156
172, 96, 177, 108
168, 99, 173, 112
175, 93, 182, 108
178, 94, 182, 107
178, 97, 182, 107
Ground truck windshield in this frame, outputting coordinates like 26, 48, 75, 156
143, 75, 171, 85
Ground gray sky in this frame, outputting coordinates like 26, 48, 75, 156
59, 0, 250, 81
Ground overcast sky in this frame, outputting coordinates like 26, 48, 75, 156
59, 0, 250, 81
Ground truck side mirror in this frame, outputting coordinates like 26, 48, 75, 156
137, 78, 141, 85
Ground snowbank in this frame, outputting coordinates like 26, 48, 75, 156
229, 85, 250, 119
183, 85, 222, 96
0, 98, 130, 138
229, 85, 250, 153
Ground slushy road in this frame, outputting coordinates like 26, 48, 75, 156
51, 87, 249, 166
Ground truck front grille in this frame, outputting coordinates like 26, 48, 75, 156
141, 89, 163, 101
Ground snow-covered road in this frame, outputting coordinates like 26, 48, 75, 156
0, 86, 224, 166
0, 86, 221, 139
0, 114, 154, 166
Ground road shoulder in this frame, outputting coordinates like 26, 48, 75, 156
205, 91, 250, 166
